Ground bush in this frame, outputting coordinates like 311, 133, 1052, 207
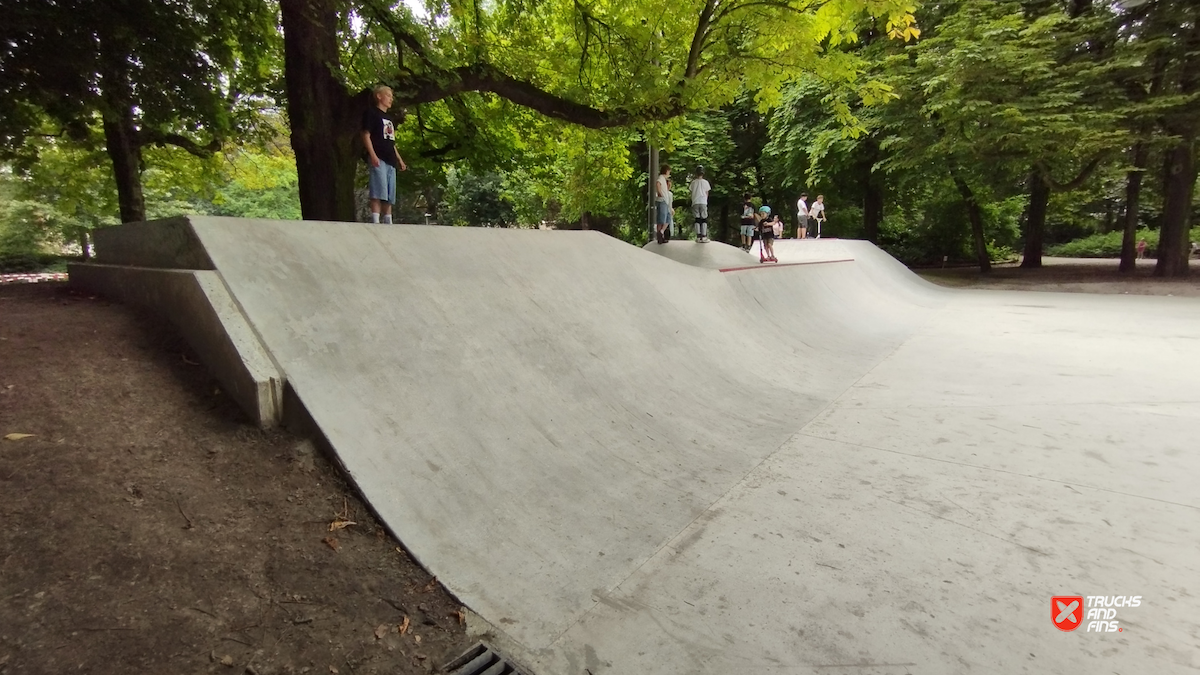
0, 252, 61, 273
1045, 227, 1200, 257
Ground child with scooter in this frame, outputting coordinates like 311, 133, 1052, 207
756, 206, 777, 263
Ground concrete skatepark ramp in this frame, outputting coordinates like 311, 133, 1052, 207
71, 217, 1200, 674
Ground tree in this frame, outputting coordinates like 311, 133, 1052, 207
0, 0, 278, 223
873, 0, 1126, 271
278, 0, 921, 222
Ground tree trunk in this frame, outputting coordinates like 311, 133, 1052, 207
281, 0, 364, 222
98, 42, 146, 224
863, 180, 883, 244
861, 140, 882, 243
101, 105, 146, 224
1118, 143, 1148, 273
954, 176, 991, 273
1155, 136, 1195, 277
719, 202, 730, 244
1021, 168, 1050, 268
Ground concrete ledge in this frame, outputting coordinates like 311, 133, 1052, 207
92, 217, 215, 270
67, 263, 283, 427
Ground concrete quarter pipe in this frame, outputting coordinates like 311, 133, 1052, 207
72, 218, 1200, 674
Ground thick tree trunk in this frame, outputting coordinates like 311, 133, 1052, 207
1021, 169, 1050, 268
954, 176, 991, 273
861, 140, 882, 243
98, 42, 146, 224
101, 104, 146, 223
281, 0, 364, 222
1118, 143, 1148, 273
719, 202, 730, 244
1155, 136, 1195, 277
863, 181, 883, 244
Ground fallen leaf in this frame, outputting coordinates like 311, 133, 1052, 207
220, 654, 234, 666
181, 353, 200, 366
328, 519, 357, 532
374, 623, 389, 639
397, 616, 411, 635
421, 577, 438, 593
455, 608, 466, 625
322, 536, 340, 552
414, 634, 422, 644
329, 667, 339, 674
4, 433, 34, 441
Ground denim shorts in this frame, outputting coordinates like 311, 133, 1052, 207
656, 200, 672, 225
368, 162, 397, 203
740, 223, 755, 237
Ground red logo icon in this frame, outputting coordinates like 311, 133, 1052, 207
1053, 596, 1084, 631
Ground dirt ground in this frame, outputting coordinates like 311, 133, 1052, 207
917, 256, 1200, 297
0, 284, 472, 675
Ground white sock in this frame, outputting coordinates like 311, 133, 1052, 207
371, 212, 380, 223
383, 214, 392, 224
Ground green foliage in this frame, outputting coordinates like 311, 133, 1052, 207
1046, 228, 1200, 258
441, 168, 515, 227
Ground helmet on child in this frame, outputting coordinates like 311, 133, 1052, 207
758, 205, 771, 215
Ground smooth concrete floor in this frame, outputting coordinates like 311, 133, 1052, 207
174, 218, 1198, 674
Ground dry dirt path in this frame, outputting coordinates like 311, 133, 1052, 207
0, 283, 471, 675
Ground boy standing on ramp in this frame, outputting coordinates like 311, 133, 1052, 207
809, 194, 826, 238
361, 85, 408, 224
688, 166, 712, 243
796, 193, 809, 239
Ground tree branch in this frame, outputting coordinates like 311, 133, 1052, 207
687, 0, 719, 79
1037, 152, 1108, 192
393, 64, 684, 128
360, 0, 437, 73
142, 130, 222, 157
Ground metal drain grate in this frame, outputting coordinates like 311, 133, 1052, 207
442, 641, 528, 675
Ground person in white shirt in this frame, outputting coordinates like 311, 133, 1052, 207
809, 194, 826, 238
654, 165, 672, 244
688, 166, 712, 243
796, 193, 809, 239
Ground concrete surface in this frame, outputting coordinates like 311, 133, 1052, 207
92, 216, 215, 270
642, 240, 759, 269
68, 263, 283, 427
78, 217, 1200, 674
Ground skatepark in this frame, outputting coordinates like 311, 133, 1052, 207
68, 217, 1200, 674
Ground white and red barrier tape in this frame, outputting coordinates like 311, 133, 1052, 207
0, 273, 69, 285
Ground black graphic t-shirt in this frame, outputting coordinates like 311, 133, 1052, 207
362, 107, 398, 166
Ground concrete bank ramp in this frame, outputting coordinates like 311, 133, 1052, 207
641, 239, 758, 269
74, 217, 1200, 675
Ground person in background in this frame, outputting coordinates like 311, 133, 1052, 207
756, 205, 777, 263
361, 85, 407, 224
655, 165, 672, 244
809, 195, 826, 238
796, 193, 809, 239
689, 166, 712, 243
740, 196, 756, 251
